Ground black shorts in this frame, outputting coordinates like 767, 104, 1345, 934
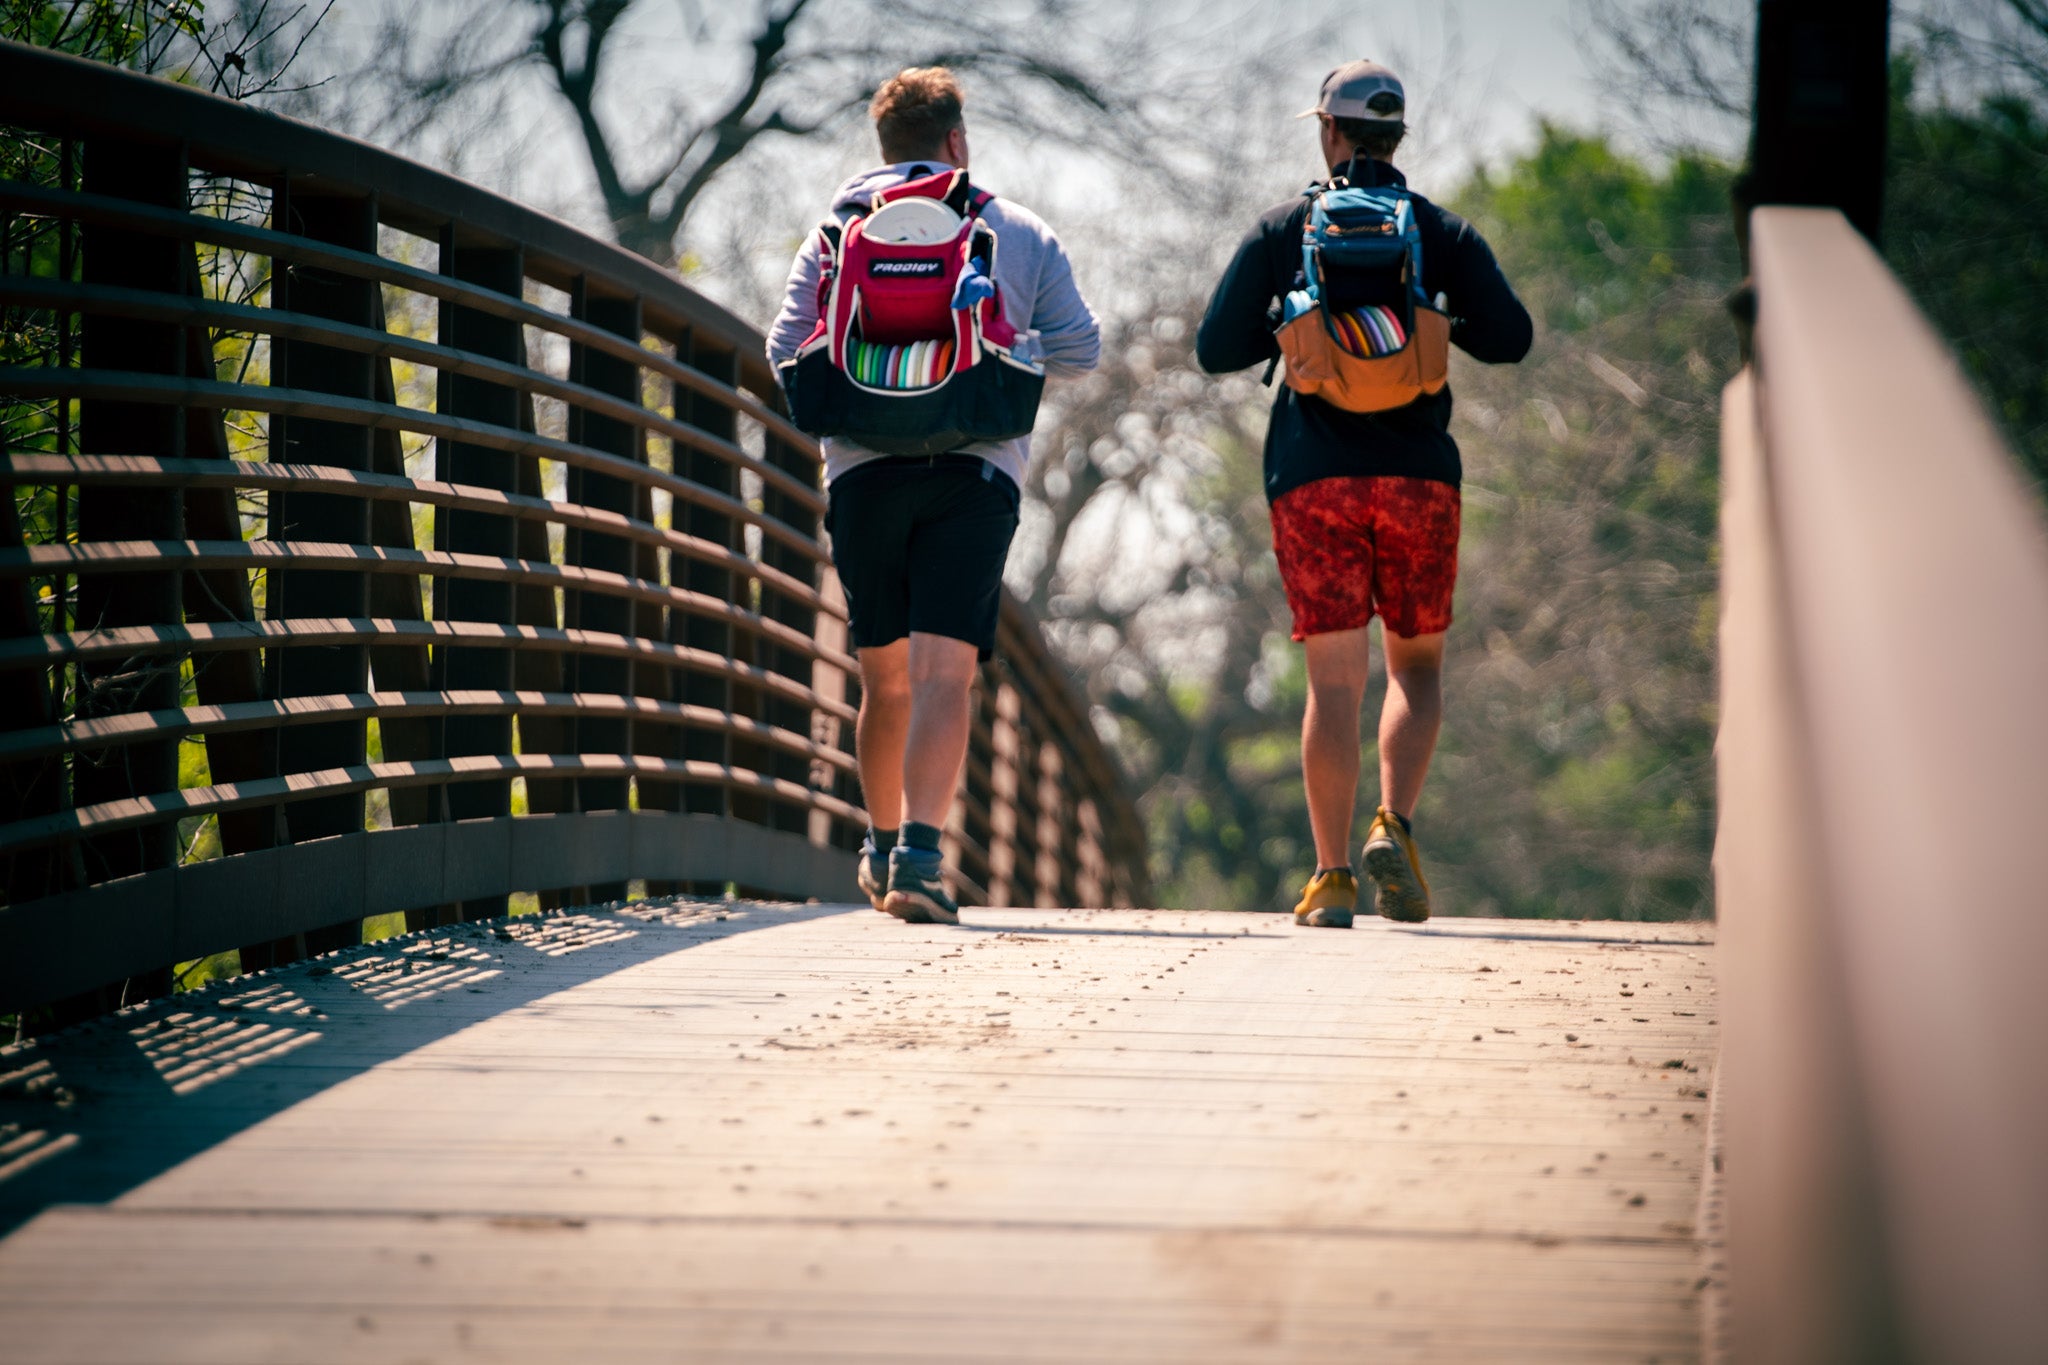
825, 455, 1021, 660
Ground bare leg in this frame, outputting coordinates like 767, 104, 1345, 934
1378, 629, 1446, 818
855, 640, 911, 830
901, 631, 979, 828
1301, 627, 1373, 870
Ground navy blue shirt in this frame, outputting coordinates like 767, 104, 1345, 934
1196, 160, 1532, 502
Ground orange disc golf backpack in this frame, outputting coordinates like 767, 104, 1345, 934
1274, 169, 1450, 413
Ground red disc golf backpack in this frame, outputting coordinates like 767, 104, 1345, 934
779, 169, 1046, 457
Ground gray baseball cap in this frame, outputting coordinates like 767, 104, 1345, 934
1296, 59, 1406, 123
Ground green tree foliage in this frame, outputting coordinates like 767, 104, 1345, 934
1, 0, 206, 67
1886, 68, 2048, 492
1429, 129, 1737, 919
1, 0, 334, 98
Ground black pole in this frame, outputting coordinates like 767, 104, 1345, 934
1747, 0, 1892, 247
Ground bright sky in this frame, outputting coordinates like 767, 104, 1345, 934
1347, 0, 1607, 162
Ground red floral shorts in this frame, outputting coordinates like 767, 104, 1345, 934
1269, 476, 1461, 640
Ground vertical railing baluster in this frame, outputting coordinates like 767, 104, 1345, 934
0, 467, 64, 911
629, 321, 676, 888
183, 182, 273, 964
55, 139, 72, 471
562, 281, 641, 903
808, 568, 852, 852
259, 186, 377, 957
1077, 797, 1107, 909
365, 268, 441, 930
673, 334, 738, 894
2, 140, 72, 915
1011, 699, 1043, 906
432, 236, 523, 922
756, 427, 825, 847
986, 682, 1022, 907
959, 679, 997, 900
69, 135, 188, 1011
1034, 741, 1065, 910
511, 362, 571, 909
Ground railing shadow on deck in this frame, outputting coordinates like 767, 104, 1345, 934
0, 40, 1149, 1032
0, 896, 847, 1236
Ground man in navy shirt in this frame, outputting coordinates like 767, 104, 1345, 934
1197, 60, 1532, 927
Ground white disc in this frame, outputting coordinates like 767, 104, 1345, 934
861, 196, 964, 245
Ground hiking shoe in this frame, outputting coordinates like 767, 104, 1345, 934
1293, 868, 1358, 928
1363, 807, 1431, 922
882, 847, 959, 925
856, 839, 889, 912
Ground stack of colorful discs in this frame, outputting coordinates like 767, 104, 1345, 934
848, 336, 957, 389
1332, 305, 1408, 358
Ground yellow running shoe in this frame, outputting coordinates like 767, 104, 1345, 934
1293, 868, 1358, 928
1363, 807, 1431, 922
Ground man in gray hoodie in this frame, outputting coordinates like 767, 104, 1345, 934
766, 66, 1100, 925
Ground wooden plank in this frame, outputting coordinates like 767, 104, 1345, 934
0, 905, 1716, 1361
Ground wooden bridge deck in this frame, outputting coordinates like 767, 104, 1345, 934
0, 900, 1718, 1363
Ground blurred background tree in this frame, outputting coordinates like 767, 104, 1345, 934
1588, 0, 2048, 492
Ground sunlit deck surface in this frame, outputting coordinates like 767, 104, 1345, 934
0, 901, 1717, 1363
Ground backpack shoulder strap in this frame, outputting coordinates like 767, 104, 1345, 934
1300, 186, 1331, 299
870, 168, 993, 220
812, 216, 846, 287
926, 168, 984, 218
1392, 188, 1427, 301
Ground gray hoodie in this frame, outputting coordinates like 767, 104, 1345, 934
765, 162, 1101, 491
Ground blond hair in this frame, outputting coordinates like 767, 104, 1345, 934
870, 67, 965, 162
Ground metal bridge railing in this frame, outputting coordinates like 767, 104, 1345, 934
1717, 207, 2048, 1362
0, 42, 1148, 1020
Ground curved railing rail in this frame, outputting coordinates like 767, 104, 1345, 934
0, 42, 1147, 1020
1718, 208, 2048, 1361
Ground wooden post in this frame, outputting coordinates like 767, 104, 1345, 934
1748, 0, 1891, 246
